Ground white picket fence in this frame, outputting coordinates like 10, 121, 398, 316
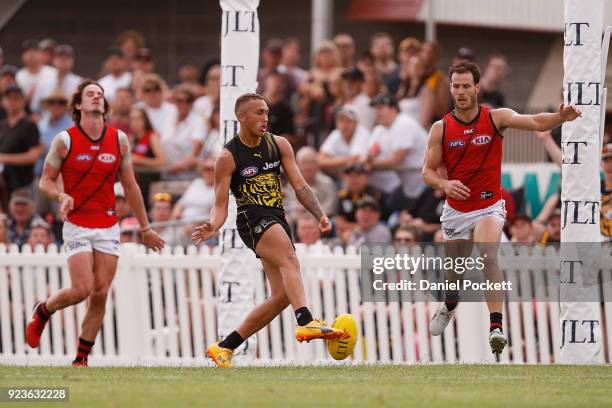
1, 243, 611, 366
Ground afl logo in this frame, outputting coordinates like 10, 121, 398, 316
472, 135, 492, 145
448, 140, 465, 148
98, 153, 116, 163
76, 153, 92, 161
241, 166, 258, 177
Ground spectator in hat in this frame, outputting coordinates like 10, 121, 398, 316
7, 188, 43, 247
53, 44, 82, 97
162, 85, 203, 181
16, 39, 58, 115
150, 192, 176, 245
98, 48, 132, 103
319, 105, 370, 173
39, 38, 57, 66
509, 213, 534, 245
36, 89, 71, 178
0, 85, 43, 204
26, 218, 53, 249
341, 67, 376, 130
347, 196, 391, 246
108, 87, 134, 134
334, 33, 356, 69
479, 54, 509, 108
366, 93, 428, 213
113, 181, 132, 221
135, 73, 177, 139
336, 162, 383, 223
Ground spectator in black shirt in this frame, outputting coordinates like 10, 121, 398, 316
0, 65, 18, 121
0, 85, 43, 208
263, 70, 296, 146
336, 162, 383, 222
479, 54, 509, 108
398, 186, 444, 242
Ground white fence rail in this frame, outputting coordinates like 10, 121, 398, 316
1, 243, 611, 365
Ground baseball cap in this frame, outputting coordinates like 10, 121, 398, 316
603, 143, 612, 159
0, 65, 18, 77
335, 105, 358, 121
344, 162, 369, 174
9, 188, 34, 205
370, 93, 399, 108
3, 84, 24, 97
355, 196, 380, 212
55, 44, 74, 57
341, 67, 364, 82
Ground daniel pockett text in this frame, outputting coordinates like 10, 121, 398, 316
360, 247, 516, 302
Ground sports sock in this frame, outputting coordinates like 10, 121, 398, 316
490, 312, 503, 332
295, 307, 313, 326
218, 331, 245, 350
76, 337, 94, 361
36, 301, 52, 321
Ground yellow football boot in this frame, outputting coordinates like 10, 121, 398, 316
206, 342, 234, 368
295, 319, 347, 342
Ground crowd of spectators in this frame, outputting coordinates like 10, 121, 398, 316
0, 29, 568, 251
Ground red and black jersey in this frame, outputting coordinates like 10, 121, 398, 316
442, 105, 503, 213
61, 125, 122, 228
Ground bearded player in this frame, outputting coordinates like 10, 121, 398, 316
26, 80, 164, 366
423, 61, 580, 355
192, 93, 346, 368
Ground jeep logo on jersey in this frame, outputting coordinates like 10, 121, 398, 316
448, 140, 465, 148
98, 153, 116, 163
241, 166, 258, 177
262, 160, 280, 171
472, 135, 492, 145
76, 153, 92, 161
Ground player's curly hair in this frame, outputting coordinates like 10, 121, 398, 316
448, 61, 481, 84
70, 80, 110, 123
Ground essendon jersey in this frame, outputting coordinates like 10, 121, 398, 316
442, 105, 503, 212
61, 125, 121, 228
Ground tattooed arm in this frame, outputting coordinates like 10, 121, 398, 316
276, 136, 331, 233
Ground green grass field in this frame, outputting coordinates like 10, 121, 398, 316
1, 365, 611, 407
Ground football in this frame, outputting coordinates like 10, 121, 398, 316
326, 314, 358, 360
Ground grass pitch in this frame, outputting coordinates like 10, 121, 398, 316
1, 365, 611, 407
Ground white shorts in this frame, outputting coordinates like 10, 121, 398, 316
440, 199, 506, 241
62, 221, 120, 258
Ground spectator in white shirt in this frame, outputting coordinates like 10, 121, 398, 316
171, 158, 216, 245
318, 105, 369, 173
53, 45, 82, 98
98, 48, 132, 103
341, 67, 376, 130
161, 85, 204, 181
366, 93, 427, 213
16, 39, 58, 116
135, 73, 177, 141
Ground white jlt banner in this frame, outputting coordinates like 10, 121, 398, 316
560, 0, 606, 363
218, 0, 260, 362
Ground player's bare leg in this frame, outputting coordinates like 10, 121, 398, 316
429, 240, 473, 335
26, 252, 94, 349
473, 216, 506, 356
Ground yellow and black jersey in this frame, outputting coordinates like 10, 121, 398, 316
225, 132, 283, 209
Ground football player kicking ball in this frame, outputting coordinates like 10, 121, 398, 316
192, 93, 346, 368
422, 61, 580, 356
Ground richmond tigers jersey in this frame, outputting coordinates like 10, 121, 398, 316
225, 132, 283, 209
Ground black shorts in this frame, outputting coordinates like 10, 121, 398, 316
236, 205, 293, 256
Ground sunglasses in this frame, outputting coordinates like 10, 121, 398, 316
153, 192, 172, 202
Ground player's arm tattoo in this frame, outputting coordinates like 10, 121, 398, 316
295, 185, 325, 221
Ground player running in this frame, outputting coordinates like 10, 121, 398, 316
422, 61, 580, 355
26, 80, 164, 366
192, 93, 346, 368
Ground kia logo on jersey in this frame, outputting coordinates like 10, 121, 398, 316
98, 153, 117, 163
241, 166, 258, 177
471, 135, 492, 145
76, 153, 92, 161
448, 140, 465, 148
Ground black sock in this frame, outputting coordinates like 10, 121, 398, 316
36, 301, 52, 321
295, 307, 313, 326
490, 312, 503, 332
218, 331, 245, 351
445, 301, 458, 312
76, 337, 94, 360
